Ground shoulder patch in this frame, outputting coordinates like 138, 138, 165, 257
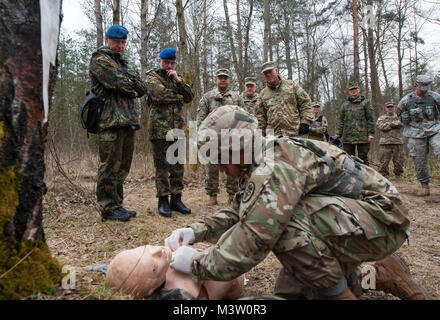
242, 182, 255, 203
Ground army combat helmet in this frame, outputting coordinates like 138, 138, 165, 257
197, 105, 259, 164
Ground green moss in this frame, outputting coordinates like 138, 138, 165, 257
0, 241, 62, 299
0, 167, 61, 299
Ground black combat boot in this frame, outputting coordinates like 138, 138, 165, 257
158, 196, 172, 218
101, 207, 132, 222
170, 194, 191, 215
120, 207, 137, 218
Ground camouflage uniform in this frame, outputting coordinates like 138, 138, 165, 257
336, 95, 375, 165
376, 112, 405, 176
146, 68, 194, 197
308, 114, 329, 142
197, 88, 244, 196
187, 137, 409, 297
396, 91, 440, 183
255, 76, 314, 136
241, 92, 259, 115
89, 46, 148, 214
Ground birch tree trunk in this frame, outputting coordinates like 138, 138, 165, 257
0, 0, 61, 299
352, 0, 360, 83
112, 0, 120, 25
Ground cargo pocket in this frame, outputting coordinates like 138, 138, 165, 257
99, 129, 118, 142
424, 105, 436, 121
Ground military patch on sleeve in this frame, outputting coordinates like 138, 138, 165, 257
96, 55, 104, 61
242, 181, 256, 203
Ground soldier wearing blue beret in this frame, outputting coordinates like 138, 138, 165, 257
89, 25, 148, 222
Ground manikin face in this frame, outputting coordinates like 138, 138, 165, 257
245, 83, 257, 97
106, 37, 126, 54
216, 75, 231, 92
106, 245, 172, 298
262, 68, 280, 86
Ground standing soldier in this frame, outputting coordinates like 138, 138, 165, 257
308, 102, 329, 141
241, 77, 259, 114
197, 68, 244, 205
334, 83, 375, 165
90, 25, 148, 222
376, 102, 405, 177
396, 75, 440, 197
146, 48, 194, 217
256, 61, 314, 137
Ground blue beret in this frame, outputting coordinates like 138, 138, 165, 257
105, 25, 128, 39
159, 48, 177, 60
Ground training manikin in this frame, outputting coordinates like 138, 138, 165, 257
105, 245, 244, 299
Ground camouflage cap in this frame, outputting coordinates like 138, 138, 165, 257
311, 101, 322, 108
348, 82, 360, 90
215, 68, 231, 77
261, 61, 276, 73
415, 74, 432, 91
384, 101, 395, 108
245, 77, 257, 85
197, 105, 259, 159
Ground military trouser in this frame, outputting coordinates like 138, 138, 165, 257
407, 133, 440, 183
378, 144, 405, 177
342, 143, 370, 165
205, 164, 239, 196
97, 126, 135, 214
152, 139, 184, 198
273, 194, 408, 299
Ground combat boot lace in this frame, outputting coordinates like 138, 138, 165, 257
170, 194, 191, 215
158, 196, 172, 218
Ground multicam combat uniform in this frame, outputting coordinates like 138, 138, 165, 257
90, 46, 148, 214
241, 92, 259, 115
255, 77, 314, 137
146, 69, 194, 198
187, 137, 409, 297
376, 113, 405, 177
336, 95, 375, 165
396, 90, 440, 183
197, 89, 244, 196
308, 114, 328, 141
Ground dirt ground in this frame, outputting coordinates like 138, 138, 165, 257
41, 152, 440, 300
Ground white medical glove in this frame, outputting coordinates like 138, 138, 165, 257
170, 246, 198, 274
164, 227, 195, 251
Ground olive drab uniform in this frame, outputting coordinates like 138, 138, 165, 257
376, 112, 405, 177
187, 137, 409, 297
197, 89, 244, 196
336, 95, 375, 165
241, 92, 259, 115
308, 114, 329, 142
396, 90, 440, 183
146, 68, 194, 198
255, 77, 314, 137
89, 46, 148, 214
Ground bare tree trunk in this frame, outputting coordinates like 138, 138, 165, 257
0, 0, 61, 299
94, 0, 104, 47
243, 0, 253, 80
203, 0, 208, 92
362, 27, 369, 96
236, 0, 243, 85
223, 0, 242, 86
352, 0, 360, 83
263, 0, 270, 62
112, 0, 120, 25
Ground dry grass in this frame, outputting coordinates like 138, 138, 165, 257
41, 151, 440, 300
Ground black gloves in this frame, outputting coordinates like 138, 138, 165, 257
299, 123, 310, 135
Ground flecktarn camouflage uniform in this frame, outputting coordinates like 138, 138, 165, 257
376, 111, 405, 176
396, 89, 440, 183
255, 77, 314, 137
187, 136, 409, 297
197, 88, 244, 196
90, 46, 148, 214
336, 95, 375, 165
146, 68, 194, 197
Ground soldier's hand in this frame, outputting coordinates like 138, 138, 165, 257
170, 246, 199, 274
167, 69, 181, 82
368, 135, 374, 142
165, 227, 195, 251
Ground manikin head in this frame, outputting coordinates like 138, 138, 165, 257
106, 245, 172, 298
